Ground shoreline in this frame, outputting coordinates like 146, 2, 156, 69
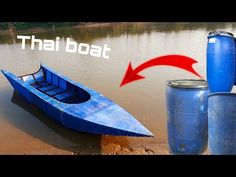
0, 22, 155, 34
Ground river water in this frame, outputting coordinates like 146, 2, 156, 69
0, 22, 236, 154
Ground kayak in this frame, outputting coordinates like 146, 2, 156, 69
1, 64, 153, 137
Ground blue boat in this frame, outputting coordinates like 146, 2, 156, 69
1, 64, 153, 137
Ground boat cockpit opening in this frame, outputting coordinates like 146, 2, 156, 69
19, 66, 91, 104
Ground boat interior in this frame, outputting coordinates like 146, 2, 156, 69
19, 66, 91, 104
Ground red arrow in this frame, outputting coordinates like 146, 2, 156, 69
120, 55, 203, 87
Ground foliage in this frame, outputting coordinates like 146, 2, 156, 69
0, 22, 80, 31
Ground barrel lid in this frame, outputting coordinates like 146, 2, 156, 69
166, 79, 208, 89
208, 92, 236, 97
208, 31, 234, 38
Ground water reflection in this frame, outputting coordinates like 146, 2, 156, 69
1, 22, 236, 44
10, 90, 102, 155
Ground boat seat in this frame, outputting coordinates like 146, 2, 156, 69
54, 91, 75, 101
37, 84, 57, 92
31, 80, 75, 101
32, 81, 50, 89
46, 87, 65, 96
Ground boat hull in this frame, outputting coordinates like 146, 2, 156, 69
1, 65, 153, 137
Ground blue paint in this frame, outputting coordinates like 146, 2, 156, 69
1, 64, 153, 137
208, 93, 236, 155
166, 80, 209, 154
207, 31, 236, 92
235, 38, 236, 85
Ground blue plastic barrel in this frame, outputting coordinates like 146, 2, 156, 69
235, 38, 236, 85
166, 79, 209, 154
208, 93, 236, 155
207, 31, 235, 92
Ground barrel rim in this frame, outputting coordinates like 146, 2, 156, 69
208, 92, 236, 97
166, 79, 208, 89
208, 31, 234, 38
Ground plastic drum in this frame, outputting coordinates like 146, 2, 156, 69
166, 79, 209, 154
